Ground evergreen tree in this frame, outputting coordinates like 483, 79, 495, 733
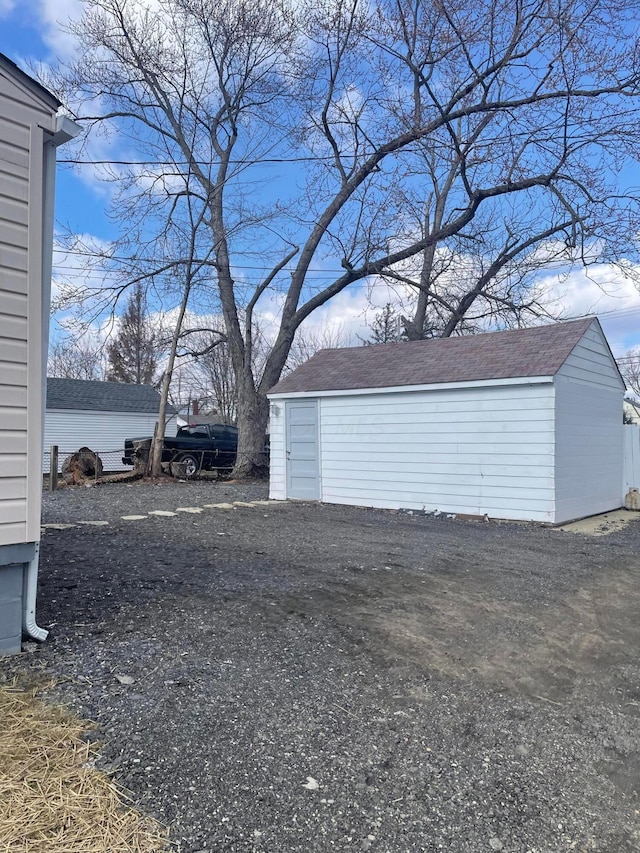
361, 304, 405, 346
106, 284, 160, 384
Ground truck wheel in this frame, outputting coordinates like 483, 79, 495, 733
178, 454, 199, 478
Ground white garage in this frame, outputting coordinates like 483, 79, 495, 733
45, 378, 177, 471
267, 318, 625, 524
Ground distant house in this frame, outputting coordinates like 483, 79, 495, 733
0, 54, 80, 654
175, 411, 222, 429
267, 318, 625, 524
45, 378, 178, 470
624, 396, 640, 425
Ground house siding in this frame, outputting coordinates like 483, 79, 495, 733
557, 321, 624, 390
0, 56, 80, 651
553, 321, 624, 523
43, 409, 178, 472
554, 376, 623, 523
0, 73, 37, 548
272, 383, 557, 521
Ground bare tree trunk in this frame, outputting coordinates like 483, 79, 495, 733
150, 373, 171, 477
233, 381, 270, 478
404, 240, 439, 340
231, 343, 291, 478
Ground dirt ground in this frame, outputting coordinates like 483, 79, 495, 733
3, 481, 640, 852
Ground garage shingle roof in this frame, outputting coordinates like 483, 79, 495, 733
46, 378, 175, 414
269, 318, 597, 394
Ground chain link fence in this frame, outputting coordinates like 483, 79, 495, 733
43, 447, 128, 475
43, 445, 269, 488
43, 447, 130, 489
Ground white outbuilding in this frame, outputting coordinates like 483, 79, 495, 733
267, 318, 625, 524
45, 378, 178, 471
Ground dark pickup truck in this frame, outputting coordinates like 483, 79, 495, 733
123, 423, 239, 476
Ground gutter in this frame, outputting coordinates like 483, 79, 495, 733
23, 112, 81, 642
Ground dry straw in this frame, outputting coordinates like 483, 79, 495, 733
0, 680, 171, 852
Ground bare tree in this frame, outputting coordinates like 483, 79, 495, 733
369, 4, 640, 340
286, 323, 354, 371
619, 350, 640, 397
380, 202, 575, 339
176, 325, 239, 425
48, 335, 106, 380
50, 0, 640, 474
177, 318, 353, 424
148, 193, 218, 477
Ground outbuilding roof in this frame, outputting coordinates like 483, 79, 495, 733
46, 378, 176, 414
269, 318, 599, 394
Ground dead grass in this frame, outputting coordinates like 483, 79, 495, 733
0, 680, 171, 852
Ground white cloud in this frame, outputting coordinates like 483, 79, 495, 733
292, 262, 640, 354
32, 0, 84, 57
541, 264, 640, 354
50, 232, 119, 326
0, 0, 16, 16
34, 0, 164, 59
296, 279, 411, 344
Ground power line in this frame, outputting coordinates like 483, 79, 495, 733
53, 247, 359, 275
57, 122, 640, 169
55, 246, 638, 279
50, 249, 640, 325
55, 146, 502, 167
58, 155, 334, 166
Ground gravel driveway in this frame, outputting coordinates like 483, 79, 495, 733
4, 481, 640, 852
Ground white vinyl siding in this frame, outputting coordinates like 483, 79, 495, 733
553, 321, 624, 522
43, 409, 177, 472
557, 321, 625, 391
311, 384, 556, 522
554, 376, 623, 523
0, 85, 31, 547
0, 62, 67, 547
269, 321, 625, 523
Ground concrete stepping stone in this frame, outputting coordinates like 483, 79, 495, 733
203, 503, 235, 509
148, 510, 177, 517
41, 523, 76, 530
121, 515, 147, 521
77, 520, 109, 526
233, 501, 257, 507
175, 507, 203, 514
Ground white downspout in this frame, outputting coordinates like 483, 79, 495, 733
23, 113, 81, 642
23, 543, 46, 641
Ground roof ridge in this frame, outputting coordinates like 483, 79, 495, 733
269, 318, 604, 395
313, 317, 595, 357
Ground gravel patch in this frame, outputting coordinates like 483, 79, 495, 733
3, 480, 640, 852
40, 480, 269, 524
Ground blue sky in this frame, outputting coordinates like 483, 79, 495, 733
0, 1, 113, 236
3, 0, 640, 358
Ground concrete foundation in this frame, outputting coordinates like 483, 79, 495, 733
0, 543, 37, 655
